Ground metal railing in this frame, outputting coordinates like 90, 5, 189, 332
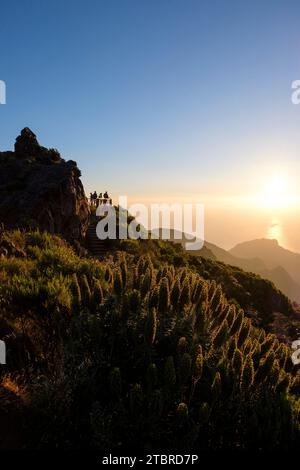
89, 197, 113, 207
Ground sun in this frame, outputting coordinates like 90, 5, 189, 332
259, 175, 295, 210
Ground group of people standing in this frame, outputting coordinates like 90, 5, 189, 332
89, 191, 112, 207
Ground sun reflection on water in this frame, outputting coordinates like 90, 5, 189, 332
267, 219, 283, 244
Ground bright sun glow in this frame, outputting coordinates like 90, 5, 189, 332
259, 175, 297, 209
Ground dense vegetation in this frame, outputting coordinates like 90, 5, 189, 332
1, 230, 300, 450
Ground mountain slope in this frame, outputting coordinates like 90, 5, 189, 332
0, 229, 299, 450
230, 238, 300, 282
158, 229, 300, 303
120, 233, 295, 329
203, 241, 300, 304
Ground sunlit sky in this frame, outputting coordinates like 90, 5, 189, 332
1, 0, 300, 250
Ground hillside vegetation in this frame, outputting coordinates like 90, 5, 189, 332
0, 230, 300, 449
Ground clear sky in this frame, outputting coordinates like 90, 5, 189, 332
1, 0, 300, 249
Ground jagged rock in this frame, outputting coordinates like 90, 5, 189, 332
14, 127, 40, 158
14, 127, 62, 163
0, 129, 90, 243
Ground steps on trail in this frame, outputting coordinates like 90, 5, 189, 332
86, 223, 107, 259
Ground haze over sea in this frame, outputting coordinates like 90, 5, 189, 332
97, 192, 300, 253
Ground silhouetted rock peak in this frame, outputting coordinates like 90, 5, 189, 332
14, 127, 62, 163
0, 129, 90, 242
15, 127, 39, 157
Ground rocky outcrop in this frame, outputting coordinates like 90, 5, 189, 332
0, 128, 90, 243
14, 127, 61, 163
15, 127, 40, 158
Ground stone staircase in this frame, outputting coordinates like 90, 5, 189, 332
86, 222, 107, 259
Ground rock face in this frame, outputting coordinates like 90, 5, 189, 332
15, 127, 40, 158
0, 128, 90, 243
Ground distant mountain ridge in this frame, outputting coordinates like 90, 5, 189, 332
230, 239, 300, 283
160, 229, 300, 303
229, 238, 300, 302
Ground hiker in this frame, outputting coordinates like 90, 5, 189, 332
103, 191, 109, 203
92, 191, 97, 206
90, 191, 98, 206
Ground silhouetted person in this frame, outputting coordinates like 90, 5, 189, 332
103, 191, 109, 203
91, 191, 97, 206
